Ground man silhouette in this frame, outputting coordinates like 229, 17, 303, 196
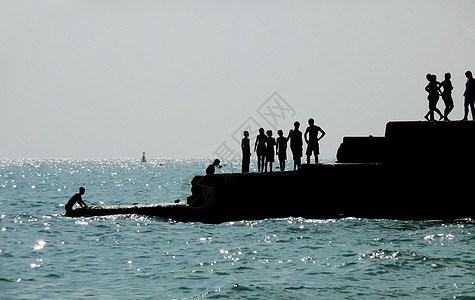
463, 71, 475, 121
241, 131, 251, 173
440, 73, 454, 121
206, 159, 221, 175
65, 187, 87, 216
304, 118, 326, 164
288, 121, 303, 170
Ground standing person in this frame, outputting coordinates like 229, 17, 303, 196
241, 131, 251, 173
287, 121, 303, 170
65, 187, 87, 216
276, 130, 288, 171
463, 70, 475, 121
440, 72, 454, 121
424, 74, 443, 121
304, 118, 326, 164
265, 130, 276, 172
254, 128, 267, 172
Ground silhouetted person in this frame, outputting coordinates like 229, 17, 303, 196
424, 74, 443, 121
141, 152, 147, 162
276, 129, 288, 171
254, 128, 267, 172
265, 130, 276, 172
463, 70, 475, 121
241, 131, 251, 173
206, 159, 221, 175
304, 118, 326, 164
288, 121, 303, 170
440, 73, 454, 121
65, 187, 87, 216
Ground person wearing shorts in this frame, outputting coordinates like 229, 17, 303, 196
304, 118, 326, 164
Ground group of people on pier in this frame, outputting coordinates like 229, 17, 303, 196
241, 118, 326, 173
425, 70, 475, 121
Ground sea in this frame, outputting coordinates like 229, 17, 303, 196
0, 158, 473, 299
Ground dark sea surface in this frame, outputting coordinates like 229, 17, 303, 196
0, 159, 473, 299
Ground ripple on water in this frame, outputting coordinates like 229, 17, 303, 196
1, 160, 474, 299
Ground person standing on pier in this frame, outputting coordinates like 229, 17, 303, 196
265, 130, 276, 172
241, 131, 251, 173
463, 70, 475, 121
440, 73, 454, 121
288, 121, 303, 170
276, 130, 288, 171
304, 118, 326, 164
424, 74, 443, 121
254, 128, 267, 172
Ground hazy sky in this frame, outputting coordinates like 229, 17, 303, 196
1, 1, 474, 159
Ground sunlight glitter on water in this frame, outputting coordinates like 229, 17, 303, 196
33, 240, 46, 251
1, 159, 474, 299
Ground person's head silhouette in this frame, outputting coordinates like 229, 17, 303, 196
266, 130, 273, 137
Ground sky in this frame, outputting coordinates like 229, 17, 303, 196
1, 0, 474, 159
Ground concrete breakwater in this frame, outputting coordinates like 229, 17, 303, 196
186, 121, 475, 222
70, 121, 475, 222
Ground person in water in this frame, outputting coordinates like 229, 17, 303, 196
304, 118, 326, 164
288, 121, 303, 170
276, 129, 288, 171
206, 159, 221, 175
439, 72, 454, 121
463, 70, 475, 121
254, 128, 267, 172
264, 130, 276, 172
141, 152, 147, 162
241, 131, 251, 173
424, 74, 443, 121
65, 187, 87, 215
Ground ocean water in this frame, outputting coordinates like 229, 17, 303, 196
0, 159, 473, 299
